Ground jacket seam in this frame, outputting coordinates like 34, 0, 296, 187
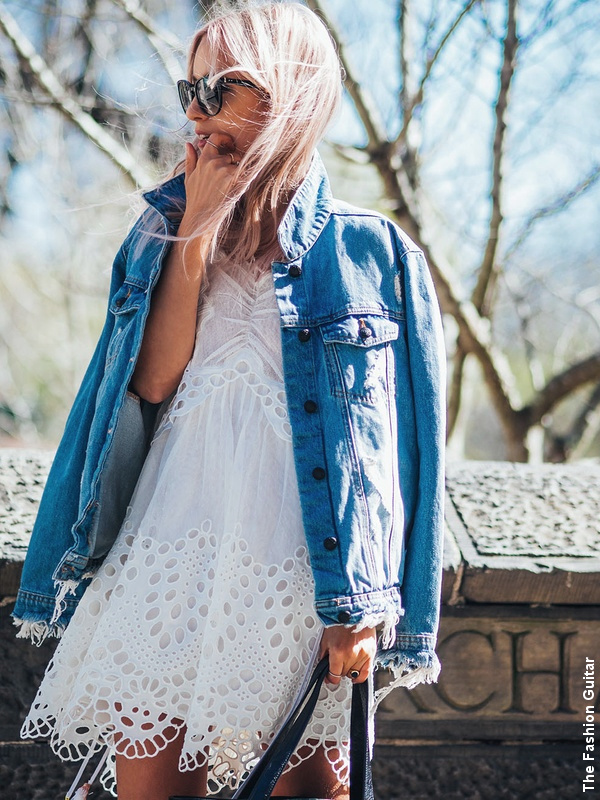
306, 316, 346, 582
282, 308, 405, 329
314, 586, 401, 606
280, 204, 332, 261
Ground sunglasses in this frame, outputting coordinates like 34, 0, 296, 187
177, 75, 262, 116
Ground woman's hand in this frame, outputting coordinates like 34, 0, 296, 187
318, 624, 378, 686
129, 132, 241, 404
181, 133, 241, 230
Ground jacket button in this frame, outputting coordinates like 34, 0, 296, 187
337, 610, 352, 623
298, 328, 311, 342
312, 467, 326, 480
324, 536, 338, 551
288, 264, 302, 277
359, 326, 373, 340
304, 400, 318, 413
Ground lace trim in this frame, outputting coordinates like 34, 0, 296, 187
152, 356, 291, 444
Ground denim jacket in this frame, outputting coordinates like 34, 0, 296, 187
12, 151, 446, 700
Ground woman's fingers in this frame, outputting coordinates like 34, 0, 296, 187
345, 655, 371, 681
199, 133, 238, 163
319, 625, 378, 686
325, 654, 345, 687
184, 141, 198, 176
181, 133, 241, 225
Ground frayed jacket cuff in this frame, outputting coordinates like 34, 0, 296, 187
371, 637, 441, 720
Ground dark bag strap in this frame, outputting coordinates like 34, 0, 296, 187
349, 664, 374, 800
233, 654, 374, 800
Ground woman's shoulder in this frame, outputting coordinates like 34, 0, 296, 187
109, 177, 184, 289
116, 171, 185, 254
324, 197, 421, 259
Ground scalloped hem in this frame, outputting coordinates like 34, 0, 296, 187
21, 721, 351, 799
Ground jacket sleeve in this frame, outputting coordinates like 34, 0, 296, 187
373, 230, 446, 710
11, 234, 131, 640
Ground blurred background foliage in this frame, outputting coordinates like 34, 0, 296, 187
0, 0, 598, 461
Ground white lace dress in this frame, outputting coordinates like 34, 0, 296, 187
21, 254, 370, 796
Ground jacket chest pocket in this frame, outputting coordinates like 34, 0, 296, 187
320, 314, 401, 404
105, 281, 146, 367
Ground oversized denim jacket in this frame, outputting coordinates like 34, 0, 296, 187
12, 151, 446, 702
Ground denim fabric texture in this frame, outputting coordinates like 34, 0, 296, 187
12, 151, 446, 677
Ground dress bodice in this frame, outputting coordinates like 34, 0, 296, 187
191, 256, 283, 383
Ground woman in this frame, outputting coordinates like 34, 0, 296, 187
14, 4, 446, 799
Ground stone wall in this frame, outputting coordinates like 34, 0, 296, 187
0, 450, 598, 799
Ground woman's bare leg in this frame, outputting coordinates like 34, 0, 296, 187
114, 722, 349, 800
271, 740, 350, 800
115, 723, 208, 800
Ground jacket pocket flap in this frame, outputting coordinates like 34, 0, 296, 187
321, 315, 400, 347
109, 282, 145, 315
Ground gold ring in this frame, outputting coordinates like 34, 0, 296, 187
328, 670, 343, 678
349, 669, 360, 680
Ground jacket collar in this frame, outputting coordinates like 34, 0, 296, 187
142, 150, 332, 262
142, 172, 186, 225
276, 150, 332, 261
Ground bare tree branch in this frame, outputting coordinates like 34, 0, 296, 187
109, 0, 184, 52
73, 0, 99, 95
447, 346, 466, 439
567, 381, 600, 459
544, 382, 600, 462
305, 0, 389, 151
504, 164, 600, 262
398, 1, 410, 120
394, 0, 481, 150
327, 142, 371, 165
315, 0, 600, 462
307, 0, 526, 456
520, 0, 586, 48
108, 0, 185, 83
521, 352, 600, 428
422, 244, 523, 436
446, 0, 518, 450
307, 0, 416, 225
405, 0, 485, 447
0, 5, 152, 187
472, 0, 518, 316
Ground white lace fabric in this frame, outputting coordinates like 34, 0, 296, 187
20, 254, 369, 796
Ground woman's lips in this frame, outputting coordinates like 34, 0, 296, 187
194, 136, 234, 155
194, 135, 224, 152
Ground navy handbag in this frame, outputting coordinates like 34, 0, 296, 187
170, 654, 374, 800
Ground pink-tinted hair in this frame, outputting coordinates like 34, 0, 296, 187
177, 1, 343, 262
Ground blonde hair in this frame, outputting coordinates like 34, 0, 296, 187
174, 1, 343, 263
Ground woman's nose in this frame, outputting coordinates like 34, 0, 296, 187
185, 99, 207, 123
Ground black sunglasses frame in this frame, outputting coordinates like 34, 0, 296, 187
177, 76, 262, 116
